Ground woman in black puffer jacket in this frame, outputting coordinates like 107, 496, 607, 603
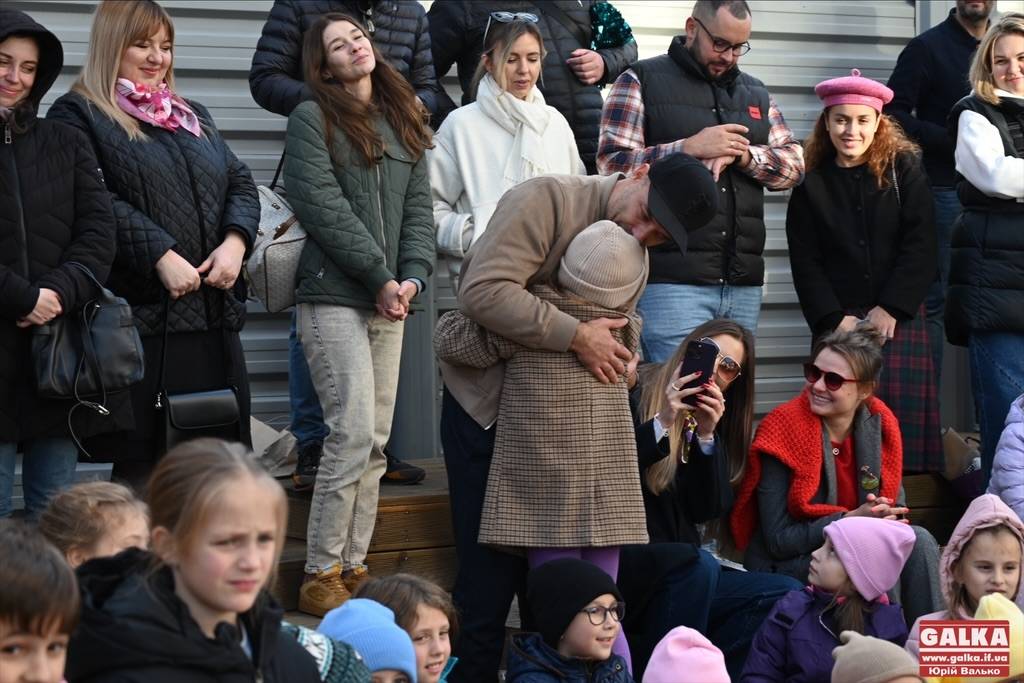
0, 9, 116, 519
47, 0, 259, 475
427, 0, 638, 174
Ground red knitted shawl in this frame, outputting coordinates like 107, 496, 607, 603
730, 390, 903, 550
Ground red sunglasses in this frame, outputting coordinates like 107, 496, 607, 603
803, 363, 859, 391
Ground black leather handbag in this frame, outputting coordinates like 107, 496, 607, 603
31, 261, 145, 413
155, 294, 241, 454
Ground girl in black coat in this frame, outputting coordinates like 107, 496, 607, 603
786, 68, 942, 473
47, 0, 259, 476
66, 439, 321, 683
0, 9, 116, 518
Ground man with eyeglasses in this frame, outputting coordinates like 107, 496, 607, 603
598, 0, 804, 363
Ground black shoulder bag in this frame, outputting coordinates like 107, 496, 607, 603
32, 262, 145, 407
155, 293, 241, 454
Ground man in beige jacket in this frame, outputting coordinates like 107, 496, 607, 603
437, 153, 718, 683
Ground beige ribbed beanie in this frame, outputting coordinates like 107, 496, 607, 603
557, 220, 647, 310
831, 631, 923, 683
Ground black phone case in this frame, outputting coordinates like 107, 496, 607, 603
678, 338, 720, 407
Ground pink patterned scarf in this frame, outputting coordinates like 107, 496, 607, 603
115, 78, 201, 137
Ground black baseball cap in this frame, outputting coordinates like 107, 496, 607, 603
647, 153, 719, 253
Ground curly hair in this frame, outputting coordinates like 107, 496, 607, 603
803, 109, 920, 188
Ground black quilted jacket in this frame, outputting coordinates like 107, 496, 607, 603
427, 0, 638, 174
46, 92, 259, 338
249, 0, 447, 122
0, 9, 117, 441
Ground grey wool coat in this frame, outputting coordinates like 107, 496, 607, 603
434, 285, 649, 549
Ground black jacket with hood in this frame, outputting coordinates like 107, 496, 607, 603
0, 9, 119, 442
67, 548, 321, 683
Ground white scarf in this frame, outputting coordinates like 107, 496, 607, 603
475, 73, 552, 185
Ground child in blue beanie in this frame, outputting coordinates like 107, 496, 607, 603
319, 599, 418, 683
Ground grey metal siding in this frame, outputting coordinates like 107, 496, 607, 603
15, 0, 1007, 459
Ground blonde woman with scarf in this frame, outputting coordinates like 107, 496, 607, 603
429, 13, 585, 289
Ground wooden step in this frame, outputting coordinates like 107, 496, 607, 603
902, 473, 968, 545
272, 538, 458, 611
273, 460, 457, 611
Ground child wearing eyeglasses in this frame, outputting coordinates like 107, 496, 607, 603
507, 558, 634, 683
741, 517, 915, 683
434, 220, 651, 670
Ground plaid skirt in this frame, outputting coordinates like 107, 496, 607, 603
872, 306, 944, 473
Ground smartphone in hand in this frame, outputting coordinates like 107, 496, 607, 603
678, 337, 720, 407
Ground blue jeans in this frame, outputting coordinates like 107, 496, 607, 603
289, 310, 328, 449
925, 187, 961, 386
0, 438, 78, 519
627, 548, 800, 680
637, 283, 763, 362
969, 331, 1024, 486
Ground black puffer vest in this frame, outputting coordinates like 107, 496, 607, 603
632, 37, 770, 286
945, 94, 1024, 346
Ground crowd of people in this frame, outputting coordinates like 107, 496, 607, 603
2, 0, 1023, 681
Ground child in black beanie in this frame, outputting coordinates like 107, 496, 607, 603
507, 559, 635, 682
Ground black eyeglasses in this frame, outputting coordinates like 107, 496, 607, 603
692, 17, 751, 56
803, 363, 859, 391
580, 601, 626, 626
483, 11, 540, 47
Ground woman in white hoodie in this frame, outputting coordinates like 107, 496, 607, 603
429, 13, 585, 288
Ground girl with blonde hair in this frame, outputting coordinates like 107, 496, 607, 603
63, 439, 320, 682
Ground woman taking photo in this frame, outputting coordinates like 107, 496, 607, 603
729, 323, 943, 626
283, 13, 434, 617
947, 13, 1024, 484
785, 69, 941, 473
47, 0, 259, 479
0, 9, 115, 518
429, 13, 584, 288
620, 320, 798, 680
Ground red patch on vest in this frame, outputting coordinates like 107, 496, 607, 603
748, 105, 762, 120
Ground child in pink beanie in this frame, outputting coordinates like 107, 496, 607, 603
741, 517, 916, 682
643, 626, 729, 683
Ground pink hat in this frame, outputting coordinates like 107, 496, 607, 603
823, 517, 916, 601
814, 68, 894, 113
643, 626, 730, 683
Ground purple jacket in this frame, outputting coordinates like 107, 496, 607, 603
740, 588, 908, 682
989, 394, 1024, 522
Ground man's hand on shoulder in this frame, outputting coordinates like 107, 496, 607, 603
569, 317, 632, 384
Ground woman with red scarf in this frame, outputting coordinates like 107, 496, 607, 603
729, 323, 943, 626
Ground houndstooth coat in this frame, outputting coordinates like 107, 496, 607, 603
434, 286, 649, 548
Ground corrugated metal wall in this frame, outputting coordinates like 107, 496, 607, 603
13, 0, 1015, 459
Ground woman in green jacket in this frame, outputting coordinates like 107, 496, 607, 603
283, 12, 434, 617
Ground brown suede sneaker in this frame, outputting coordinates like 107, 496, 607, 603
298, 565, 351, 617
342, 565, 371, 594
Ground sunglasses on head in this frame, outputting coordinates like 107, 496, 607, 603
803, 363, 859, 391
483, 11, 540, 46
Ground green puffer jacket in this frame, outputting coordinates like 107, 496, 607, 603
284, 100, 434, 310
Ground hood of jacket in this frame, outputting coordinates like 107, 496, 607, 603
507, 632, 630, 682
67, 547, 286, 681
0, 8, 63, 120
941, 493, 1024, 611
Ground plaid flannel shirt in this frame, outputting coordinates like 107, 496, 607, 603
597, 69, 804, 190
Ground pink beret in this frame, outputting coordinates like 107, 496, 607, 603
814, 68, 894, 113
